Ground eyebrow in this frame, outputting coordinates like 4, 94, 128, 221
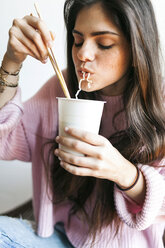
72, 29, 119, 36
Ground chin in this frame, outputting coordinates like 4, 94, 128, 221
81, 85, 95, 93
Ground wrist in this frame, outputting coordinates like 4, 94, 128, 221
116, 160, 138, 189
2, 53, 22, 74
118, 168, 146, 205
0, 53, 21, 89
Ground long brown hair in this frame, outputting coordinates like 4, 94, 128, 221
43, 0, 165, 245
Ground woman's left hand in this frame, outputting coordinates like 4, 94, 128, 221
55, 127, 133, 185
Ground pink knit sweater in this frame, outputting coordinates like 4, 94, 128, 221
0, 71, 165, 248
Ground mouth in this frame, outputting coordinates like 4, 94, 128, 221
78, 70, 93, 79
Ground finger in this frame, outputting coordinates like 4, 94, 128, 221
25, 15, 53, 48
8, 35, 38, 60
64, 127, 108, 146
10, 26, 41, 60
13, 17, 48, 60
60, 161, 94, 177
29, 14, 55, 45
55, 148, 98, 168
20, 22, 48, 60
56, 136, 101, 158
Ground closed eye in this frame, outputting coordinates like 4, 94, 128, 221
74, 42, 114, 50
74, 42, 83, 47
98, 44, 114, 50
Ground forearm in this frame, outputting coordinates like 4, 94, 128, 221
0, 53, 22, 108
0, 87, 17, 109
116, 160, 146, 205
123, 169, 146, 205
114, 164, 165, 230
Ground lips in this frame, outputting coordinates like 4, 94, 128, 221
77, 68, 94, 78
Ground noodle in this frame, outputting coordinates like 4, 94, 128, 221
75, 72, 92, 99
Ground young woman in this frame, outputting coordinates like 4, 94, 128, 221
0, 0, 164, 247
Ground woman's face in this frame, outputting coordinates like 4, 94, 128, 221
72, 3, 131, 96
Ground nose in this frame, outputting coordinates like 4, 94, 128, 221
77, 41, 95, 62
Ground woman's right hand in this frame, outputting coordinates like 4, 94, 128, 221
4, 15, 55, 66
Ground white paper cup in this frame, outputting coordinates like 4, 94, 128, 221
57, 97, 105, 156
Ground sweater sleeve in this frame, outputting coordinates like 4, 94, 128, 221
0, 71, 66, 162
0, 87, 31, 161
114, 159, 165, 230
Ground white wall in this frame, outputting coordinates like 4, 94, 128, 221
0, 0, 66, 213
152, 0, 165, 73
0, 0, 165, 213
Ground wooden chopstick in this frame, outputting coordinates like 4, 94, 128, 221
34, 3, 71, 98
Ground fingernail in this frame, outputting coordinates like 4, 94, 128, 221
42, 59, 48, 64
64, 127, 69, 132
60, 161, 64, 166
47, 40, 53, 48
56, 136, 60, 142
55, 149, 59, 155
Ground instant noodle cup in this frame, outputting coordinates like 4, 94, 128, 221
57, 97, 105, 156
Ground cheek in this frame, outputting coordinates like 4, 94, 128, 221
117, 49, 131, 72
99, 49, 130, 76
72, 47, 77, 66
